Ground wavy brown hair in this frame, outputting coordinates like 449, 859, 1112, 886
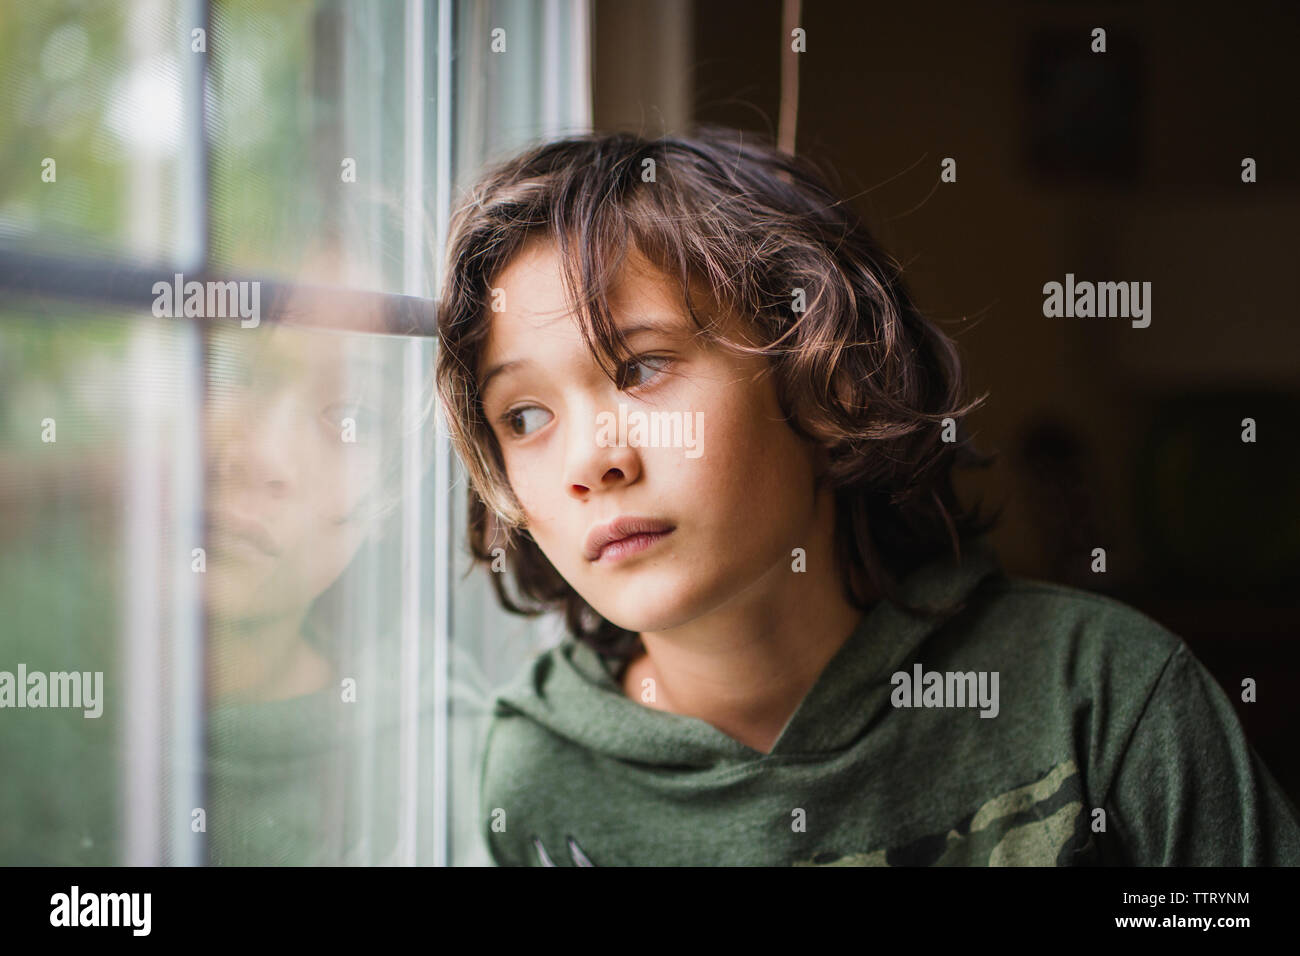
436, 124, 1000, 663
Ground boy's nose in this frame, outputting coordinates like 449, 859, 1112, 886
563, 403, 641, 499
208, 392, 301, 501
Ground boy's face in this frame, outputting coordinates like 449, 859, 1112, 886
203, 295, 391, 627
478, 239, 827, 634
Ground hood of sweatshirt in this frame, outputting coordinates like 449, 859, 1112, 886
491, 534, 1004, 768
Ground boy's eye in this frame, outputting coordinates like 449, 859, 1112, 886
618, 355, 671, 390
501, 405, 552, 438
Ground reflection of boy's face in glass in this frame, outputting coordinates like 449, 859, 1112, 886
203, 318, 388, 626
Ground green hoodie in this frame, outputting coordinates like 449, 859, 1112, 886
479, 536, 1300, 866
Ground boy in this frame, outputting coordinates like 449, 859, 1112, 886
435, 125, 1300, 866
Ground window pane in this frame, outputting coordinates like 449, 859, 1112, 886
0, 304, 200, 864
202, 303, 440, 864
0, 1, 189, 264
209, 0, 435, 295
0, 0, 594, 869
0, 295, 443, 865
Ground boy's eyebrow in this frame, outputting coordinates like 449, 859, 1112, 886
478, 319, 680, 398
479, 359, 526, 400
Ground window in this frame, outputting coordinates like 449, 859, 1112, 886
0, 0, 591, 866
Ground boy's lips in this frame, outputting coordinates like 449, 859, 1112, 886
205, 510, 282, 557
584, 515, 675, 562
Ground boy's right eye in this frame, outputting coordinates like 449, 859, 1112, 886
500, 405, 551, 438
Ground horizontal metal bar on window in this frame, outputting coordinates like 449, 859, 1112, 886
0, 250, 438, 337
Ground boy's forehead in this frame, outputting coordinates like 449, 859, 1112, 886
480, 241, 706, 362
494, 238, 681, 310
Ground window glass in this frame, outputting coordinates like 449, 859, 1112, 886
209, 0, 426, 295
0, 306, 191, 863
0, 0, 591, 867
0, 1, 187, 263
203, 306, 439, 865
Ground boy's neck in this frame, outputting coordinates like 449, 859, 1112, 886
619, 595, 868, 754
618, 496, 872, 754
208, 613, 335, 704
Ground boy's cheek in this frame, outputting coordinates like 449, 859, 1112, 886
504, 464, 543, 518
500, 471, 567, 554
510, 478, 557, 534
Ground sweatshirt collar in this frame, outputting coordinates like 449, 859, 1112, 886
494, 535, 1003, 766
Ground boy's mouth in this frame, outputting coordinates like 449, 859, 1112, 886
584, 515, 675, 562
206, 509, 282, 557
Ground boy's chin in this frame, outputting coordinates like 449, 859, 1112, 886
587, 573, 713, 635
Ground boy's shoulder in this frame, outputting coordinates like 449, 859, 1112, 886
973, 566, 1180, 638
950, 569, 1186, 691
939, 572, 1196, 765
988, 571, 1179, 635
